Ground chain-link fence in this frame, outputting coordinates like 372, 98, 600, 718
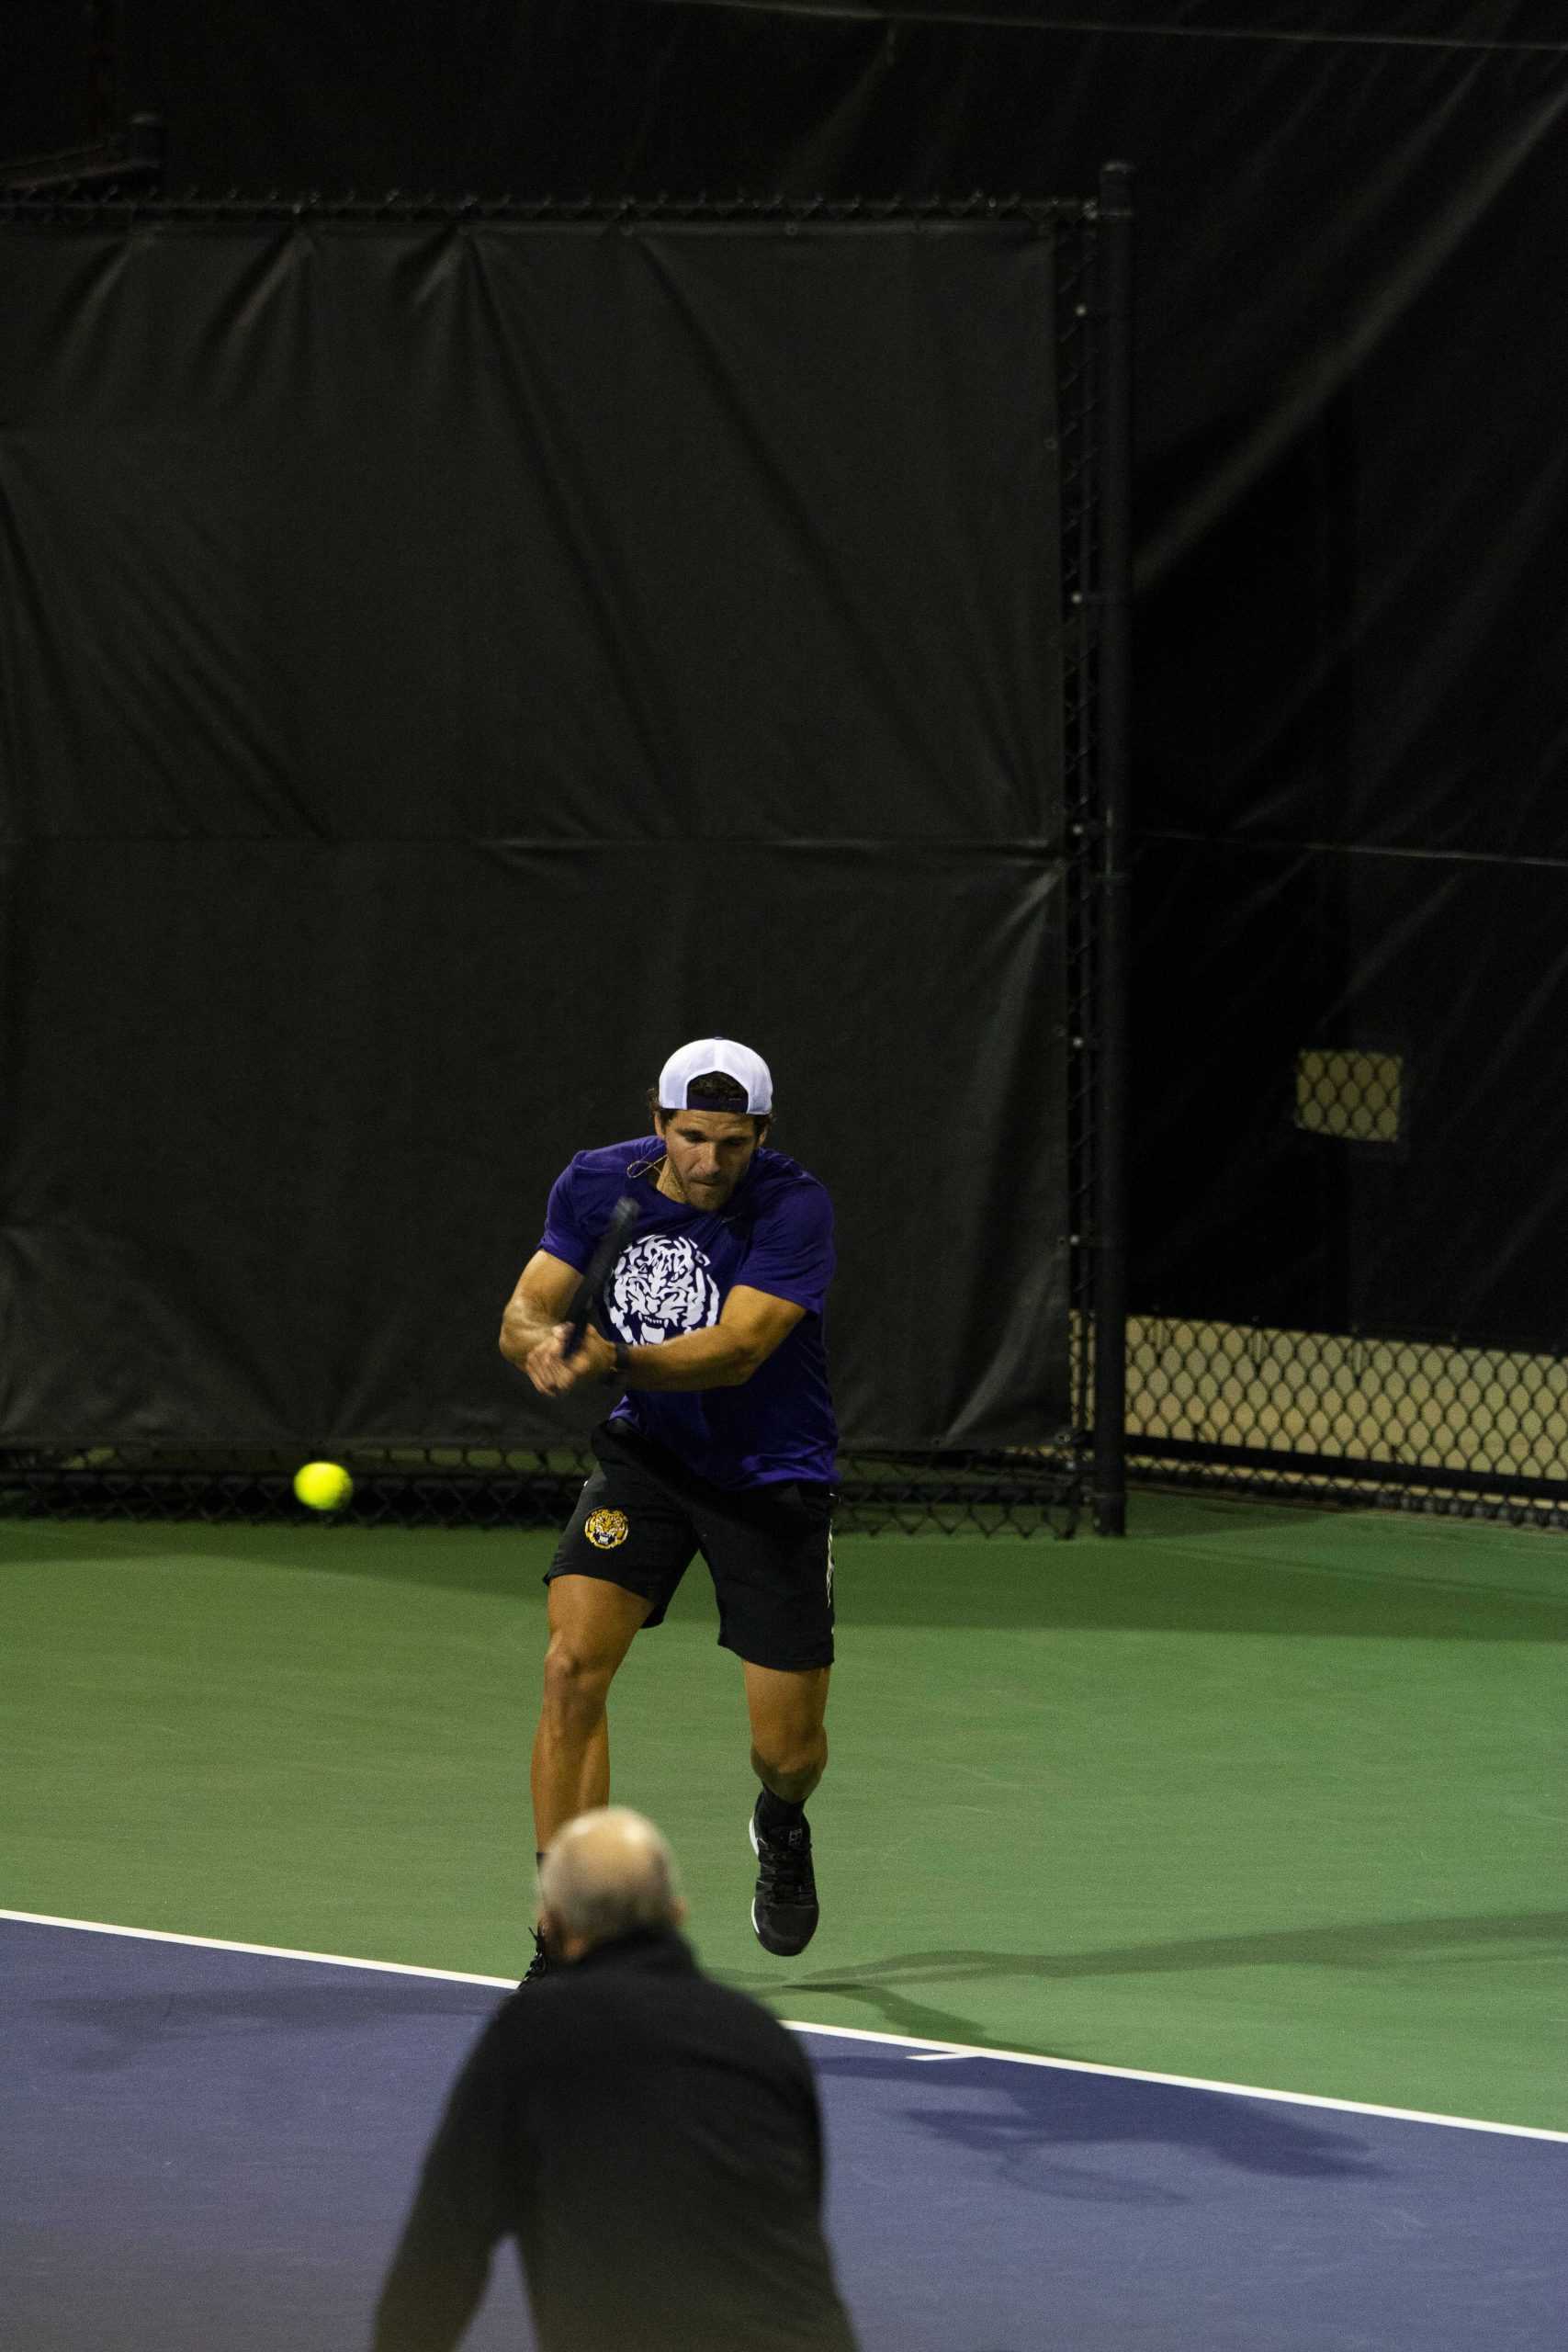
0, 186, 1130, 1539
1123, 1030, 1568, 1525
1127, 1318, 1568, 1523
0, 1442, 1090, 1537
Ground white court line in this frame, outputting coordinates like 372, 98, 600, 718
6, 1907, 1565, 2147
788, 2018, 1568, 2143
0, 1908, 513, 1990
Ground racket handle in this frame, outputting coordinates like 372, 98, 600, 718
562, 1196, 638, 1358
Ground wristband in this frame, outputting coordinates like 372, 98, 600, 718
609, 1341, 630, 1380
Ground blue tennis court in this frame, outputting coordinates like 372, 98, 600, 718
5, 1914, 1562, 2351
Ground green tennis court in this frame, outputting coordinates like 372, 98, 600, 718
8, 1491, 1562, 2132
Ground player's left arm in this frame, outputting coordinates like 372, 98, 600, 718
569, 1285, 805, 1392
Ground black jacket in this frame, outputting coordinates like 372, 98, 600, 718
372, 1929, 859, 2352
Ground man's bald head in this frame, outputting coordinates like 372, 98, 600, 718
538, 1808, 685, 1961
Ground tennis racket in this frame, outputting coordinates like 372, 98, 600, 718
561, 1194, 639, 1361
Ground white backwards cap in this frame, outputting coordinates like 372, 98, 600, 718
658, 1036, 773, 1115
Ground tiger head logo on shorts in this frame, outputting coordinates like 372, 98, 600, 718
585, 1508, 630, 1550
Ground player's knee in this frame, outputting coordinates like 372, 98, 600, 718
753, 1728, 828, 1791
541, 1634, 616, 1724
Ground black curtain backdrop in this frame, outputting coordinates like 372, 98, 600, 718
7, 0, 1568, 1359
0, 218, 1068, 1452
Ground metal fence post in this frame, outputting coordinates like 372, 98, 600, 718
1092, 160, 1134, 1536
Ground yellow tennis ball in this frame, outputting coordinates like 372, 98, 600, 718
294, 1460, 353, 1511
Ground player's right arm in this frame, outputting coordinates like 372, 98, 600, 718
498, 1251, 581, 1373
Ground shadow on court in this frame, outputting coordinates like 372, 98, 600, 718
811, 2043, 1386, 2188
728, 1906, 1568, 2056
38, 1977, 500, 2066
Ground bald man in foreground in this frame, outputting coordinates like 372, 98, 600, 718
372, 1809, 859, 2352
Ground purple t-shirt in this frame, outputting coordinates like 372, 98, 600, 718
538, 1136, 838, 1491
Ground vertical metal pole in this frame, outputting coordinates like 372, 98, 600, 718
1092, 161, 1134, 1536
85, 2, 120, 144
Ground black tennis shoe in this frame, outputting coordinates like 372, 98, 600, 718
749, 1797, 819, 1956
520, 1928, 550, 1985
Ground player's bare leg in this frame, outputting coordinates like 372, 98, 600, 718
744, 1661, 829, 1805
743, 1662, 829, 1956
532, 1575, 651, 1850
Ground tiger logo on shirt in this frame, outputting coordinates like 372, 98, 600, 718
606, 1233, 723, 1346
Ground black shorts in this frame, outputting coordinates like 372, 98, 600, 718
545, 1422, 836, 1671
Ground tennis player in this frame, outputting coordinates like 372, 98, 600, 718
499, 1039, 837, 1978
